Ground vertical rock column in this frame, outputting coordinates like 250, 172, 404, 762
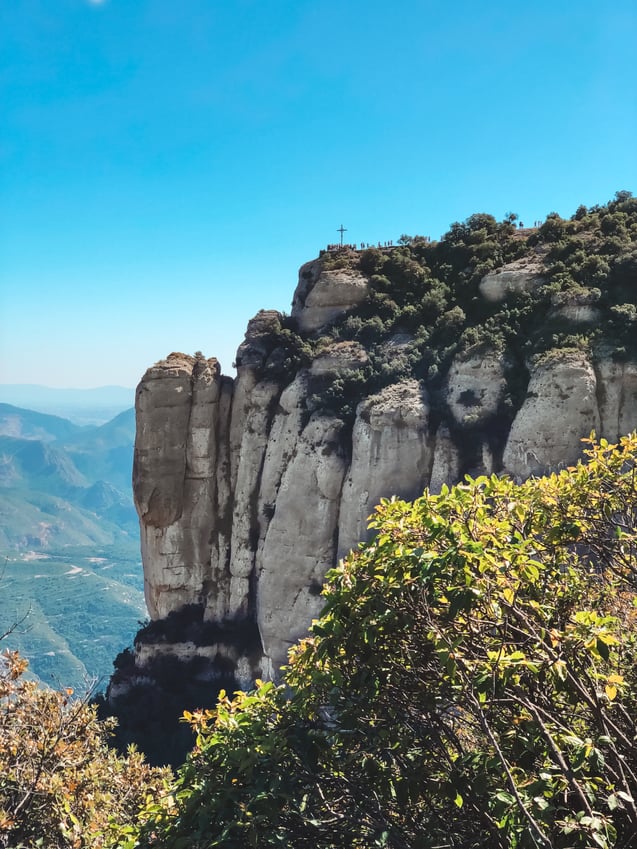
502, 351, 601, 480
205, 309, 289, 622
337, 380, 432, 557
226, 378, 282, 619
258, 413, 348, 677
595, 358, 637, 441
133, 353, 224, 619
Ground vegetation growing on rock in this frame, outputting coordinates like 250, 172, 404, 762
101, 607, 263, 766
4, 429, 637, 847
128, 433, 637, 849
262, 192, 637, 423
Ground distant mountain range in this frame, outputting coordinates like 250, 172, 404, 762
0, 384, 134, 425
0, 403, 137, 541
0, 401, 144, 692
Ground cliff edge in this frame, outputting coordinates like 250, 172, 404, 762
107, 194, 637, 763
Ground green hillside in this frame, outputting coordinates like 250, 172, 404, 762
0, 548, 144, 694
0, 402, 89, 441
0, 403, 142, 691
63, 407, 135, 492
0, 435, 88, 493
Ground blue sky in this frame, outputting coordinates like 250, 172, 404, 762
1, 0, 635, 389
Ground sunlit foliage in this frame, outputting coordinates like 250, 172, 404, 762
274, 192, 637, 423
0, 650, 170, 848
134, 434, 637, 849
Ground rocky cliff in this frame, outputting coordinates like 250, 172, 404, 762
132, 338, 637, 679
106, 195, 637, 762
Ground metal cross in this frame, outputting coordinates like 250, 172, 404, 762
337, 224, 347, 246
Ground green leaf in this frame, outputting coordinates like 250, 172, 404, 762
596, 637, 611, 661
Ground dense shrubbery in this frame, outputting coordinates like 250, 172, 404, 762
128, 434, 637, 849
133, 605, 260, 651
4, 434, 637, 847
262, 192, 637, 420
0, 649, 169, 848
100, 607, 263, 766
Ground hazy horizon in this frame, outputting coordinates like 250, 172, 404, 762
0, 382, 135, 391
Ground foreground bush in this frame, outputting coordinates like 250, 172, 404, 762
134, 434, 637, 849
0, 650, 170, 848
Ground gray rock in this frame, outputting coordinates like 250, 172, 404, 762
337, 380, 431, 557
130, 261, 637, 692
502, 351, 600, 479
445, 351, 507, 426
292, 260, 369, 333
479, 257, 545, 302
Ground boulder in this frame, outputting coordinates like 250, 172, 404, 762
292, 260, 369, 332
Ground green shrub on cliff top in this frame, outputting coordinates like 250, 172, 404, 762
248, 194, 636, 426
296, 192, 637, 422
134, 433, 637, 849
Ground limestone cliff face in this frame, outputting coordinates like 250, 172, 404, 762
133, 353, 223, 620
292, 259, 369, 333
124, 254, 637, 701
337, 380, 431, 558
501, 353, 600, 480
478, 257, 545, 301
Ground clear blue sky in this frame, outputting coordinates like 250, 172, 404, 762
1, 0, 635, 388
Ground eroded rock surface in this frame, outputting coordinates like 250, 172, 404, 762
125, 255, 637, 706
292, 259, 369, 332
445, 351, 507, 426
258, 413, 348, 675
479, 256, 546, 302
134, 353, 222, 619
337, 380, 431, 557
502, 352, 600, 479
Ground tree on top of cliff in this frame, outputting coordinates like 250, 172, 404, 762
273, 193, 637, 424
131, 433, 637, 849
